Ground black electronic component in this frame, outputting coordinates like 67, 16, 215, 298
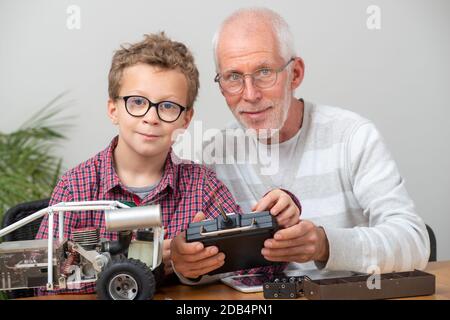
263, 270, 436, 300
136, 229, 153, 242
263, 276, 304, 299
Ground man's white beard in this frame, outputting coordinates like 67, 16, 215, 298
233, 85, 292, 142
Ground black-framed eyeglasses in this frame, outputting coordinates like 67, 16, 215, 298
214, 58, 295, 95
115, 95, 187, 123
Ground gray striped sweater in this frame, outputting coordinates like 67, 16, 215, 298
200, 100, 429, 274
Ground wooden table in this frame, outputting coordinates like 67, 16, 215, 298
20, 260, 450, 300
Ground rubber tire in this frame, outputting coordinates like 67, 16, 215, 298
152, 262, 165, 287
96, 257, 155, 300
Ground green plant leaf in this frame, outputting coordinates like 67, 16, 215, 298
0, 93, 73, 225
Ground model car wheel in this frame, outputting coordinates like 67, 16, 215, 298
97, 257, 155, 300
152, 262, 165, 286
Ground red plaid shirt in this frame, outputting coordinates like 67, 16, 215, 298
37, 136, 240, 242
36, 136, 285, 295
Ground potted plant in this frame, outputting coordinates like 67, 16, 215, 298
0, 93, 71, 299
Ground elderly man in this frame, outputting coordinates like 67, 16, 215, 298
171, 7, 429, 282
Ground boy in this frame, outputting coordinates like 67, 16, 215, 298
36, 32, 300, 294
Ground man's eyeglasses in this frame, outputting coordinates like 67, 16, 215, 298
214, 58, 295, 95
115, 95, 187, 123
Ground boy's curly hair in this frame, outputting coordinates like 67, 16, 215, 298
108, 32, 199, 108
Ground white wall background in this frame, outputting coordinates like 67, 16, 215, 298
1, 0, 449, 259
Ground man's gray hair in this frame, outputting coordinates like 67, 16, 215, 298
212, 7, 296, 70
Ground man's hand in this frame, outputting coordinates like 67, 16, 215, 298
261, 220, 329, 263
252, 189, 300, 228
170, 212, 225, 279
163, 239, 173, 275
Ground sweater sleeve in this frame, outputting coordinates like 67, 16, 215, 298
321, 121, 430, 273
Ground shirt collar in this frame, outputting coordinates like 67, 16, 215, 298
99, 136, 180, 199
151, 149, 179, 199
100, 136, 121, 197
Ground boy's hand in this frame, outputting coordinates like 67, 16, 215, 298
163, 239, 173, 275
170, 212, 225, 279
252, 189, 300, 228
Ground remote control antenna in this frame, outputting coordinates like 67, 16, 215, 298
218, 203, 229, 222
204, 174, 229, 222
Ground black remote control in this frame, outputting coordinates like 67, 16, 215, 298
186, 211, 280, 275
